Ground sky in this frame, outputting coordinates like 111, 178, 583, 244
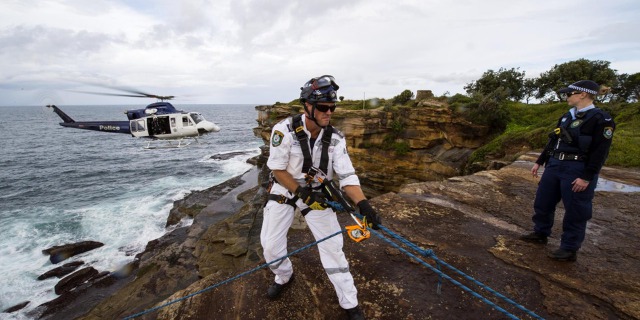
1, 0, 639, 106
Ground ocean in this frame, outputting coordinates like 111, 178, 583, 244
0, 104, 263, 318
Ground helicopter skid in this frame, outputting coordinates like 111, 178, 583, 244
144, 138, 197, 149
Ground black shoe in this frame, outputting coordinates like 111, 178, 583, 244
519, 232, 548, 244
345, 306, 365, 320
267, 275, 293, 299
548, 248, 577, 262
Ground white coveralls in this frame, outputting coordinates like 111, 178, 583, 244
261, 114, 360, 309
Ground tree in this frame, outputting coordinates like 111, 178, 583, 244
522, 78, 537, 104
464, 67, 526, 102
535, 59, 617, 101
392, 89, 414, 105
614, 72, 640, 102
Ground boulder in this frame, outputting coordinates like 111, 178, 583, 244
3, 301, 29, 313
54, 267, 99, 295
42, 241, 104, 264
37, 261, 84, 280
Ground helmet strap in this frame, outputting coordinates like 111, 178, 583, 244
304, 102, 326, 129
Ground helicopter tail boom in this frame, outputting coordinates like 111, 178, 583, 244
59, 121, 131, 134
47, 105, 131, 134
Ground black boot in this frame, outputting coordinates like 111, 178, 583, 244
267, 274, 293, 299
548, 248, 577, 262
519, 232, 548, 244
345, 306, 365, 320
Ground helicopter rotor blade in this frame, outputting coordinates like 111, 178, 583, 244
69, 90, 149, 98
68, 85, 175, 101
98, 85, 165, 99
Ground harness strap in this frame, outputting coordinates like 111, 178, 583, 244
292, 115, 313, 174
291, 114, 333, 175
300, 207, 312, 216
319, 125, 333, 174
267, 194, 298, 207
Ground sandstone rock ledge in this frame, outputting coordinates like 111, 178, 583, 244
43, 154, 640, 320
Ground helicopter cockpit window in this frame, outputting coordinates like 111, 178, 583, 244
190, 113, 204, 124
183, 116, 193, 126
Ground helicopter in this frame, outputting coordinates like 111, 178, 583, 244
47, 87, 221, 148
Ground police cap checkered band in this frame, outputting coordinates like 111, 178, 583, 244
558, 80, 600, 95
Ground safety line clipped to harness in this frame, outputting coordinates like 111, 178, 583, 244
309, 166, 370, 242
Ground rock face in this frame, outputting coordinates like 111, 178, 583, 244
44, 153, 640, 320
253, 103, 490, 196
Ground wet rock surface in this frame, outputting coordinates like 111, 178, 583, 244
3, 301, 30, 313
40, 153, 640, 320
37, 261, 84, 280
42, 241, 104, 264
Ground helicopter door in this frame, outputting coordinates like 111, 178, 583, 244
148, 116, 172, 135
130, 119, 148, 138
181, 115, 198, 137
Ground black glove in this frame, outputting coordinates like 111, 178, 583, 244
357, 200, 381, 230
295, 186, 328, 211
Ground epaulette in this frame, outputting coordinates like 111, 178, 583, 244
332, 127, 345, 138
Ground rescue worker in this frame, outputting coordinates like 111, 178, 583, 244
261, 75, 381, 319
520, 80, 615, 262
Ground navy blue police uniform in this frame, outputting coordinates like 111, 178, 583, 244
532, 104, 615, 252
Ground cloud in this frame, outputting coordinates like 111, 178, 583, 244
0, 0, 639, 106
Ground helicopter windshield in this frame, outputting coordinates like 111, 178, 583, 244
190, 113, 205, 124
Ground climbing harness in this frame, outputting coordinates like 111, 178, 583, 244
290, 114, 333, 175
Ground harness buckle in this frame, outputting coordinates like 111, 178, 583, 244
558, 152, 565, 160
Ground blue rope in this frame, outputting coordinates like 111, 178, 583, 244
377, 224, 545, 320
370, 228, 522, 320
123, 215, 544, 320
123, 229, 345, 319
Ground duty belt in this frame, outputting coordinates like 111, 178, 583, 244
553, 152, 585, 161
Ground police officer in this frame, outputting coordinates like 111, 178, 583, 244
520, 80, 615, 262
261, 75, 381, 319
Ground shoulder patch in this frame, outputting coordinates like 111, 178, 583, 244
271, 130, 284, 147
603, 127, 614, 139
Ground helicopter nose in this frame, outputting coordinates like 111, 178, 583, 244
197, 121, 220, 134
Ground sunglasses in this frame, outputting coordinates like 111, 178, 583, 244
315, 103, 337, 113
566, 91, 583, 97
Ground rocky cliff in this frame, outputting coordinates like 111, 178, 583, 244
22, 103, 640, 320
253, 103, 490, 196
28, 151, 640, 320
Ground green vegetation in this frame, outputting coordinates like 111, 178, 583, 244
282, 58, 640, 167
469, 102, 640, 167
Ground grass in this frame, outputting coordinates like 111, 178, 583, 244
469, 102, 640, 167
